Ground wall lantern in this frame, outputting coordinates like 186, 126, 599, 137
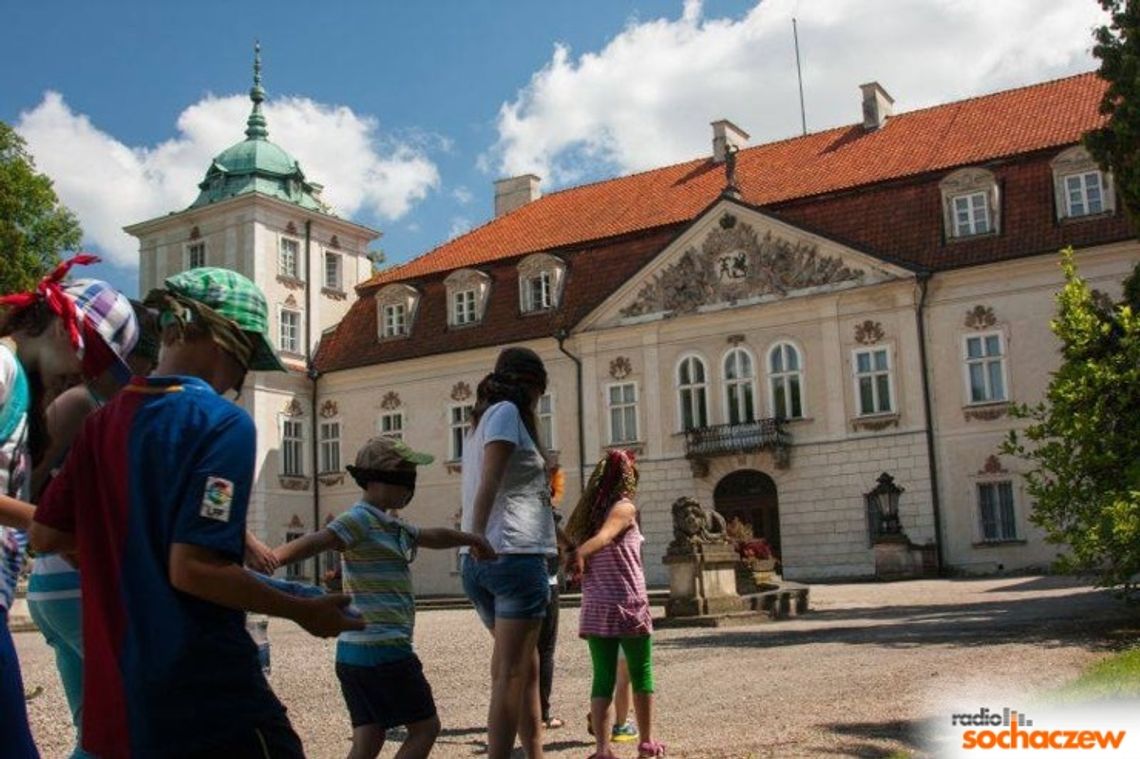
866, 472, 904, 538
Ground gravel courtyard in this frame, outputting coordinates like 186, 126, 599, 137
16, 576, 1140, 758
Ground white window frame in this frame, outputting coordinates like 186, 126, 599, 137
517, 253, 566, 313
324, 251, 342, 291
767, 342, 805, 420
723, 347, 757, 426
606, 381, 639, 445
378, 411, 404, 439
951, 191, 991, 237
675, 354, 709, 432
318, 420, 341, 474
382, 303, 408, 338
537, 392, 556, 450
279, 237, 300, 279
852, 346, 895, 416
280, 417, 306, 477
453, 289, 478, 326
1062, 171, 1107, 218
448, 403, 473, 461
374, 284, 420, 341
962, 331, 1008, 405
278, 307, 301, 354
523, 271, 552, 312
977, 480, 1018, 542
185, 241, 206, 270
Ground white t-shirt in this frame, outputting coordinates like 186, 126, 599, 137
460, 401, 556, 555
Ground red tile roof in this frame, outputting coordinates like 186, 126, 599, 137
363, 72, 1109, 289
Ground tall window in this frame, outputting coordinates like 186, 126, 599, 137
952, 192, 991, 237
978, 481, 1017, 541
723, 348, 756, 425
279, 309, 300, 354
382, 304, 407, 338
319, 421, 341, 473
965, 333, 1006, 403
453, 289, 477, 325
379, 412, 404, 439
536, 393, 554, 450
187, 242, 206, 269
282, 419, 305, 476
324, 252, 342, 291
608, 383, 638, 444
1063, 171, 1105, 217
523, 271, 552, 312
677, 356, 708, 431
285, 528, 305, 579
280, 238, 299, 279
449, 404, 473, 460
768, 343, 804, 420
854, 347, 893, 415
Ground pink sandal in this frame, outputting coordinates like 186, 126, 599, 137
638, 739, 667, 758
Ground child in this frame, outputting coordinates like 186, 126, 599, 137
274, 436, 496, 759
0, 255, 140, 759
30, 267, 363, 758
566, 450, 664, 759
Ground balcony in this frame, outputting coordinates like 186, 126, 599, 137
684, 418, 792, 475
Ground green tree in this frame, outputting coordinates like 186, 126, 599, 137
0, 121, 82, 293
1086, 0, 1140, 221
1002, 249, 1140, 592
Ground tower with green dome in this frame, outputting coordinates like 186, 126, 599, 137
124, 44, 380, 566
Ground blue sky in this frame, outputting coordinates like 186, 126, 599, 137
1, 0, 1105, 296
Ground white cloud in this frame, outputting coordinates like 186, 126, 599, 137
16, 92, 441, 267
487, 0, 1108, 185
452, 185, 473, 205
448, 217, 472, 239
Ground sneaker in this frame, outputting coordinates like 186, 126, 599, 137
612, 720, 639, 743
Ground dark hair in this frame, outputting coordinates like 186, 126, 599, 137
471, 347, 547, 446
0, 300, 56, 466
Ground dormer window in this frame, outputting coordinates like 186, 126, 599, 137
444, 269, 491, 327
940, 168, 999, 240
1051, 146, 1115, 220
375, 284, 419, 340
517, 253, 566, 314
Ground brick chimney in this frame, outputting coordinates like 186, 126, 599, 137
860, 82, 894, 131
711, 119, 749, 163
494, 174, 541, 218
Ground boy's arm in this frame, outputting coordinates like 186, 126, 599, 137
169, 543, 362, 637
417, 527, 496, 559
273, 528, 344, 567
1, 494, 34, 531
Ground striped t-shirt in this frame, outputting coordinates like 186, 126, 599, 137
0, 343, 30, 612
327, 502, 420, 665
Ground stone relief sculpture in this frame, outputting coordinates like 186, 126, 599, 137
620, 221, 865, 318
667, 496, 728, 554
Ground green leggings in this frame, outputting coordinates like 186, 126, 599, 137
586, 636, 654, 699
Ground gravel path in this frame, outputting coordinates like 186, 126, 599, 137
16, 576, 1140, 758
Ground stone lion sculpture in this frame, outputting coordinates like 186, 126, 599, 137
667, 496, 728, 553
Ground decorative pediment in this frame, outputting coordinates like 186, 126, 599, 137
319, 400, 338, 418
451, 381, 472, 402
964, 305, 997, 330
619, 220, 866, 319
609, 356, 633, 380
380, 391, 402, 410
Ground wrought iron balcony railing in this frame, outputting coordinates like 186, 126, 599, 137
684, 418, 792, 470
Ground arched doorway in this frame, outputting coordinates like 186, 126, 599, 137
714, 470, 780, 557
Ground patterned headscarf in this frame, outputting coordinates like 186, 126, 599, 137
0, 254, 101, 354
565, 449, 639, 544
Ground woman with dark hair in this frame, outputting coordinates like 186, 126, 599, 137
460, 346, 558, 759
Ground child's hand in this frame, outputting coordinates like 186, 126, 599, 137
244, 532, 279, 574
469, 536, 497, 561
563, 548, 584, 580
296, 594, 366, 638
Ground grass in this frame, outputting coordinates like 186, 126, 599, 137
1049, 646, 1140, 703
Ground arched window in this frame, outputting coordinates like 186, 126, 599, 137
769, 343, 804, 420
723, 348, 756, 425
677, 355, 709, 431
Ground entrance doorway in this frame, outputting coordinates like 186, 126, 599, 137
714, 470, 781, 557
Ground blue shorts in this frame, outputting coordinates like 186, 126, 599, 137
461, 554, 550, 629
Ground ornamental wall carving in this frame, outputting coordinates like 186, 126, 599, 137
964, 305, 997, 329
979, 455, 1007, 475
283, 398, 304, 417
609, 356, 633, 380
319, 400, 338, 418
451, 382, 472, 402
619, 222, 865, 318
380, 391, 402, 410
854, 320, 885, 345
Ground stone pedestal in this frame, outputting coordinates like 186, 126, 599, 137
663, 543, 747, 618
873, 535, 931, 579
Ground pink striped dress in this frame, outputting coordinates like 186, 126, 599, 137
579, 508, 654, 638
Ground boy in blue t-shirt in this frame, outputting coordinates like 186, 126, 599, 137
274, 436, 495, 759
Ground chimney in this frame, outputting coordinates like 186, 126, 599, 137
494, 174, 541, 218
860, 82, 894, 131
711, 119, 749, 163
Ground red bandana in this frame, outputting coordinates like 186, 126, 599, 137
0, 254, 101, 354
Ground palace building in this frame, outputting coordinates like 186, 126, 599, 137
127, 61, 1137, 593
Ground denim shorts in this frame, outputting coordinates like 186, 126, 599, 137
461, 554, 550, 629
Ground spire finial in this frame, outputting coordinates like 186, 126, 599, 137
245, 40, 269, 140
